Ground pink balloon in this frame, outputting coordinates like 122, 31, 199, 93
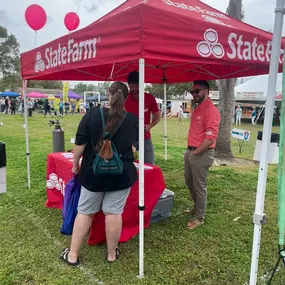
64, 12, 80, 31
25, 4, 47, 31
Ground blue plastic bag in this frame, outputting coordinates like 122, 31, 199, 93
60, 176, 81, 235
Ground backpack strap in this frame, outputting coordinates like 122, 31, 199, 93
99, 107, 106, 130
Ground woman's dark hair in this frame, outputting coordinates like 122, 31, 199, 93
104, 81, 129, 134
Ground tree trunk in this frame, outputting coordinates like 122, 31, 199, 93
215, 79, 236, 158
215, 0, 243, 158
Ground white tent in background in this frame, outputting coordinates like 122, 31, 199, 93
235, 73, 283, 101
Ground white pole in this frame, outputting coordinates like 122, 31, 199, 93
164, 83, 167, 160
83, 91, 86, 105
23, 80, 31, 189
249, 1, 284, 284
138, 58, 145, 279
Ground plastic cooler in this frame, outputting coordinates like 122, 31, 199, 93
0, 142, 6, 194
253, 131, 280, 164
151, 189, 174, 223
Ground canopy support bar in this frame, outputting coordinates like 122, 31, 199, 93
23, 80, 31, 189
138, 58, 145, 279
249, 0, 285, 284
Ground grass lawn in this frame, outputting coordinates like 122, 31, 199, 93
0, 113, 283, 285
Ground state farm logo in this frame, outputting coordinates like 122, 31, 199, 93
46, 173, 65, 196
197, 29, 224, 59
35, 52, 45, 73
196, 28, 284, 63
34, 36, 101, 73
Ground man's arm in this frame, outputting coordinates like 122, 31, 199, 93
151, 111, 161, 127
145, 94, 161, 132
193, 139, 214, 155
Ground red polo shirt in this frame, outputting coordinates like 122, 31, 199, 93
125, 92, 159, 140
188, 98, 220, 148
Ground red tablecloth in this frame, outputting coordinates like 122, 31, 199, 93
45, 153, 166, 245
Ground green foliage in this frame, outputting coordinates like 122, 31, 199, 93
0, 25, 21, 91
27, 80, 63, 90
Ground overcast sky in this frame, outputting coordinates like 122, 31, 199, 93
0, 0, 282, 85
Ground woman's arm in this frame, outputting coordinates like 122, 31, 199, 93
72, 144, 86, 174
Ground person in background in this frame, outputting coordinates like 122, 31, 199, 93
178, 105, 184, 123
0, 97, 5, 112
44, 99, 51, 118
10, 98, 16, 115
251, 107, 257, 125
65, 100, 70, 115
235, 105, 243, 126
27, 99, 34, 117
184, 80, 220, 230
71, 101, 76, 115
79, 100, 84, 114
4, 97, 9, 114
33, 99, 39, 114
59, 99, 64, 116
85, 101, 90, 113
60, 82, 138, 266
125, 71, 161, 165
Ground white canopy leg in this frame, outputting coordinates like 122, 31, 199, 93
23, 80, 31, 189
249, 0, 285, 284
164, 83, 168, 160
138, 58, 145, 278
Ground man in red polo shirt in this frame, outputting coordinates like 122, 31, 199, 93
184, 80, 220, 230
125, 71, 161, 164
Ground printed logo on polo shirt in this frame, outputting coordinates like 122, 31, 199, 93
197, 29, 224, 59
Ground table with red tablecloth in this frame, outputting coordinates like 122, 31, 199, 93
45, 152, 166, 245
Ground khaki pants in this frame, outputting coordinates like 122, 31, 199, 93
184, 149, 215, 220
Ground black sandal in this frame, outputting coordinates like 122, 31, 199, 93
107, 247, 121, 263
60, 248, 80, 266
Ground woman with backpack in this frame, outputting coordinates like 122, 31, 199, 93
61, 81, 138, 265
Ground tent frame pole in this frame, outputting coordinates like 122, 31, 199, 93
138, 58, 145, 279
22, 80, 31, 189
164, 83, 167, 160
249, 1, 285, 284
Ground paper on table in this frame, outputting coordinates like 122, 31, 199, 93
61, 153, 74, 159
133, 162, 153, 170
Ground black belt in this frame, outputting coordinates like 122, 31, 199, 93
188, 146, 214, 151
188, 146, 197, 151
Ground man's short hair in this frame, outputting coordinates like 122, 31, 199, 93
193, 80, 209, 91
128, 71, 139, 84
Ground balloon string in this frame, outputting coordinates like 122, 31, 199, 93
34, 31, 37, 48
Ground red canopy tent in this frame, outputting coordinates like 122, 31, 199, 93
20, 0, 285, 281
21, 0, 284, 83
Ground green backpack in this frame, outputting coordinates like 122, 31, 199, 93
92, 107, 127, 176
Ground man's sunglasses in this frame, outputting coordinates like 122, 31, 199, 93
190, 88, 206, 95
